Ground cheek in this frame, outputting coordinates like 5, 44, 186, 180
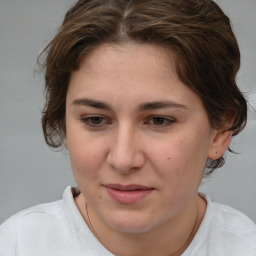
145, 138, 186, 185
67, 134, 105, 179
152, 136, 188, 163
150, 133, 209, 178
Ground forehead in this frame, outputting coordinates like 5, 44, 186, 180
78, 42, 175, 77
67, 43, 204, 111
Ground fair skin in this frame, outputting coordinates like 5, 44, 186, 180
65, 43, 232, 256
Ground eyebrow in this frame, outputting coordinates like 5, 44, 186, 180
72, 98, 187, 111
72, 98, 111, 110
139, 101, 187, 111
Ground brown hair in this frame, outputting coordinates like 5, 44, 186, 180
39, 0, 247, 174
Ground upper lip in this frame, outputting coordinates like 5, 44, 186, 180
104, 184, 154, 191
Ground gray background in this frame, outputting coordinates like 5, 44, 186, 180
0, 0, 255, 224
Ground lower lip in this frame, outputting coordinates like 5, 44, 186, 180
106, 187, 154, 204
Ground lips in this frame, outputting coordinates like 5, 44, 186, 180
104, 184, 154, 204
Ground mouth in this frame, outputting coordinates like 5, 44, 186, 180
104, 184, 154, 204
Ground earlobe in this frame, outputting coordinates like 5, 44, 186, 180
208, 129, 233, 160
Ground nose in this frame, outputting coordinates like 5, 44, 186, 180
107, 125, 145, 173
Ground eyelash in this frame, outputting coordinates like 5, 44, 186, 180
146, 116, 175, 128
80, 115, 110, 128
79, 115, 175, 129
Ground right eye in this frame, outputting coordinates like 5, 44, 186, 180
80, 115, 110, 129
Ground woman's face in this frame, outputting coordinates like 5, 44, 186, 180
65, 43, 218, 233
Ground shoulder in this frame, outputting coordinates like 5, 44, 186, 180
0, 187, 77, 234
0, 199, 73, 255
0, 199, 64, 226
203, 195, 256, 255
0, 199, 64, 230
185, 194, 256, 256
0, 187, 86, 255
211, 200, 256, 235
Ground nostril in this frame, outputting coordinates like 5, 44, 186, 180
107, 150, 145, 173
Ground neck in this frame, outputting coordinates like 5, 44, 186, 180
75, 194, 206, 256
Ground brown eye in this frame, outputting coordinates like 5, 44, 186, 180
89, 116, 104, 125
147, 116, 175, 127
152, 117, 166, 126
80, 115, 108, 128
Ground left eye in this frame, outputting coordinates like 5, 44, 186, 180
147, 116, 174, 127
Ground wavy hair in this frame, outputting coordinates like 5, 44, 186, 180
39, 0, 247, 175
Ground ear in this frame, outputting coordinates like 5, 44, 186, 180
208, 112, 235, 160
208, 110, 236, 159
208, 128, 233, 160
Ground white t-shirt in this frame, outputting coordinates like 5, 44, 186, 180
0, 187, 256, 256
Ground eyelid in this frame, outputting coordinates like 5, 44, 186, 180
145, 115, 176, 126
79, 115, 111, 128
79, 114, 175, 130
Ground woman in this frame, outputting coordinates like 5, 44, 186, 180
1, 0, 255, 255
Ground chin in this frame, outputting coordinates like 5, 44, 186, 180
104, 212, 159, 234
